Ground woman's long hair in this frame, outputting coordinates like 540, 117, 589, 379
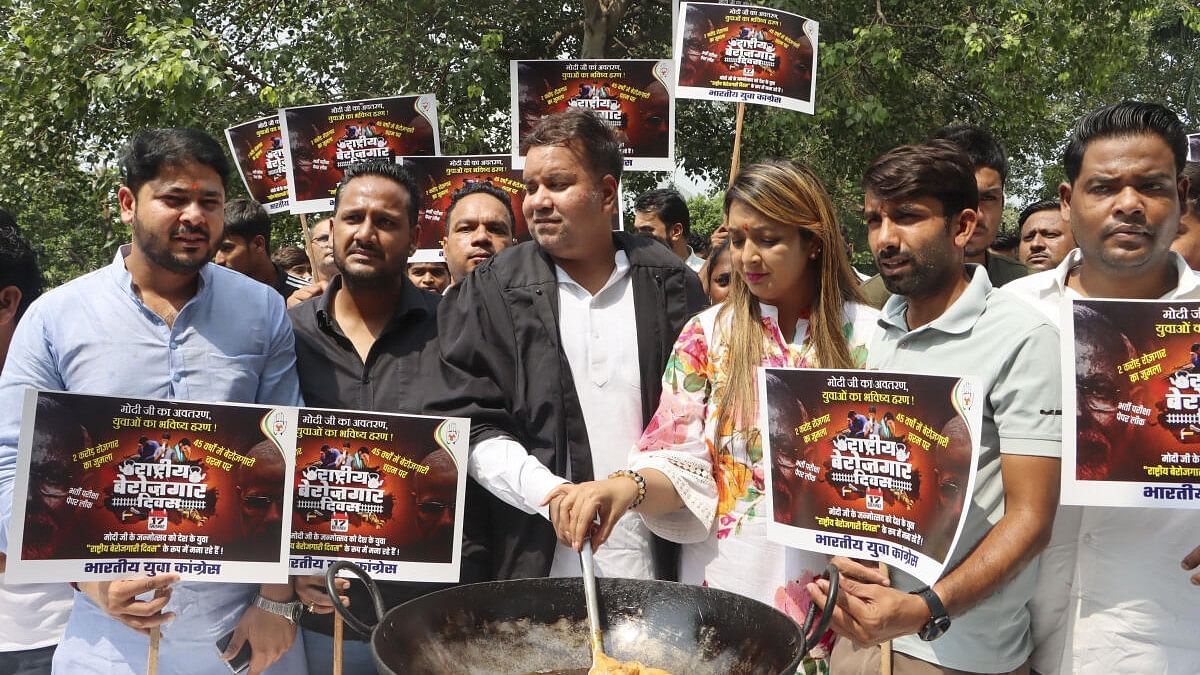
714, 159, 865, 435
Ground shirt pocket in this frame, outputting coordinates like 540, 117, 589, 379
206, 353, 266, 402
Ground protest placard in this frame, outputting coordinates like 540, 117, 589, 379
674, 2, 819, 114
7, 390, 296, 583
1063, 298, 1200, 508
761, 368, 981, 585
279, 95, 440, 214
399, 154, 529, 245
290, 408, 468, 583
511, 59, 674, 171
224, 114, 290, 213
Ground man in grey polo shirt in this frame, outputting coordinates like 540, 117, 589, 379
811, 141, 1061, 675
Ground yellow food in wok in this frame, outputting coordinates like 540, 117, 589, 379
589, 650, 671, 675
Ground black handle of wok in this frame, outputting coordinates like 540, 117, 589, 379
799, 564, 840, 655
325, 560, 386, 639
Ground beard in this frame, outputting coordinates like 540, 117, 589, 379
876, 246, 954, 298
335, 244, 404, 289
131, 214, 217, 274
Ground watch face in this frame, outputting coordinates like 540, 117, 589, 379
920, 615, 950, 641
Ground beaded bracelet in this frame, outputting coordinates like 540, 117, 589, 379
609, 469, 647, 510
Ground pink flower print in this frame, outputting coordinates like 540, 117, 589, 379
774, 575, 837, 660
752, 465, 765, 491
637, 390, 703, 453
716, 512, 738, 540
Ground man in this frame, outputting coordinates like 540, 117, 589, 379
427, 108, 705, 582
1172, 162, 1200, 269
407, 248, 451, 293
1005, 101, 1200, 674
213, 198, 296, 299
633, 188, 705, 272
287, 161, 455, 675
813, 141, 1061, 675
990, 227, 1020, 258
0, 221, 41, 371
287, 216, 338, 309
272, 244, 311, 281
1018, 199, 1076, 271
860, 124, 1027, 306
0, 128, 304, 675
233, 440, 288, 562
442, 182, 516, 286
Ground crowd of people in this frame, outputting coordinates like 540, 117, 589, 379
0, 99, 1197, 675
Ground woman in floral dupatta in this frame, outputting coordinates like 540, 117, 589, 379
545, 159, 878, 673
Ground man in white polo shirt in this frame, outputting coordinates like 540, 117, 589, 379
813, 140, 1061, 675
1006, 101, 1200, 674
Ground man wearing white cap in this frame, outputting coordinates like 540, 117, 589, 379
407, 248, 450, 294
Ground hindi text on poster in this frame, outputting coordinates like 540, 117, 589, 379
225, 114, 290, 213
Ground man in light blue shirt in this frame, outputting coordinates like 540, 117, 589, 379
0, 128, 306, 675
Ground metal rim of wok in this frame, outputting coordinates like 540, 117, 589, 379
326, 561, 840, 675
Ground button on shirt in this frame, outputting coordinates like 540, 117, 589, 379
0, 246, 304, 675
469, 251, 655, 580
1006, 248, 1200, 675
869, 265, 1062, 673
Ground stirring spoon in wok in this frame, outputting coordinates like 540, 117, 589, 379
580, 537, 603, 667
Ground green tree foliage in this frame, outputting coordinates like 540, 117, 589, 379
0, 1, 1196, 284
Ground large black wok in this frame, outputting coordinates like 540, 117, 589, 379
327, 561, 836, 675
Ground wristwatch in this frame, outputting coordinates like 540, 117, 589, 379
252, 593, 304, 625
911, 586, 950, 641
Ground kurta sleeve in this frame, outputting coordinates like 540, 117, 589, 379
628, 316, 719, 544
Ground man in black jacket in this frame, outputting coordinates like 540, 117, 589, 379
430, 109, 705, 581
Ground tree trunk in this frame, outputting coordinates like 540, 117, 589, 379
581, 0, 629, 58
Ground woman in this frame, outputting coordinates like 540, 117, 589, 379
545, 160, 877, 672
703, 238, 732, 305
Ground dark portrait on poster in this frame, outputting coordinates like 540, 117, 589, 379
224, 114, 290, 214
511, 59, 674, 171
1064, 299, 1200, 509
289, 408, 468, 583
6, 390, 296, 584
399, 155, 530, 246
761, 368, 981, 586
674, 2, 819, 114
279, 94, 441, 214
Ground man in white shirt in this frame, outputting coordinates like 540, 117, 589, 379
428, 109, 705, 580
1005, 100, 1200, 675
632, 188, 706, 272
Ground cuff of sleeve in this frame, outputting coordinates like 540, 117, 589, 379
630, 453, 715, 544
524, 470, 570, 521
999, 437, 1061, 458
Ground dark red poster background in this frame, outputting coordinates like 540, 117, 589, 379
1072, 299, 1200, 483
290, 409, 458, 565
225, 115, 290, 212
22, 392, 287, 563
766, 371, 973, 562
401, 155, 530, 246
678, 3, 814, 101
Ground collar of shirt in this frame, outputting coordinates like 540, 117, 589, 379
1024, 247, 1200, 299
878, 264, 992, 336
554, 250, 631, 299
314, 274, 433, 339
108, 243, 212, 315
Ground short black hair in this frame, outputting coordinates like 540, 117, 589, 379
1018, 199, 1062, 228
1063, 101, 1188, 185
119, 128, 231, 194
991, 228, 1020, 251
333, 161, 420, 228
445, 182, 516, 234
1183, 162, 1200, 215
0, 207, 17, 233
223, 198, 272, 248
931, 124, 1009, 185
520, 108, 623, 184
634, 188, 691, 236
271, 244, 309, 269
862, 141, 979, 217
0, 226, 42, 322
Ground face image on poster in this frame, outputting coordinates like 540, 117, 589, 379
279, 94, 441, 214
511, 59, 674, 171
6, 390, 296, 584
225, 114, 290, 213
290, 409, 469, 583
1063, 299, 1200, 508
674, 2, 819, 114
760, 368, 981, 586
399, 154, 529, 247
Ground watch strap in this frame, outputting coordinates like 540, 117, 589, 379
253, 593, 303, 625
912, 585, 947, 619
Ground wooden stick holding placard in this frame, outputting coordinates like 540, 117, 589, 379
147, 627, 160, 675
333, 611, 344, 675
728, 102, 747, 188
880, 563, 893, 675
